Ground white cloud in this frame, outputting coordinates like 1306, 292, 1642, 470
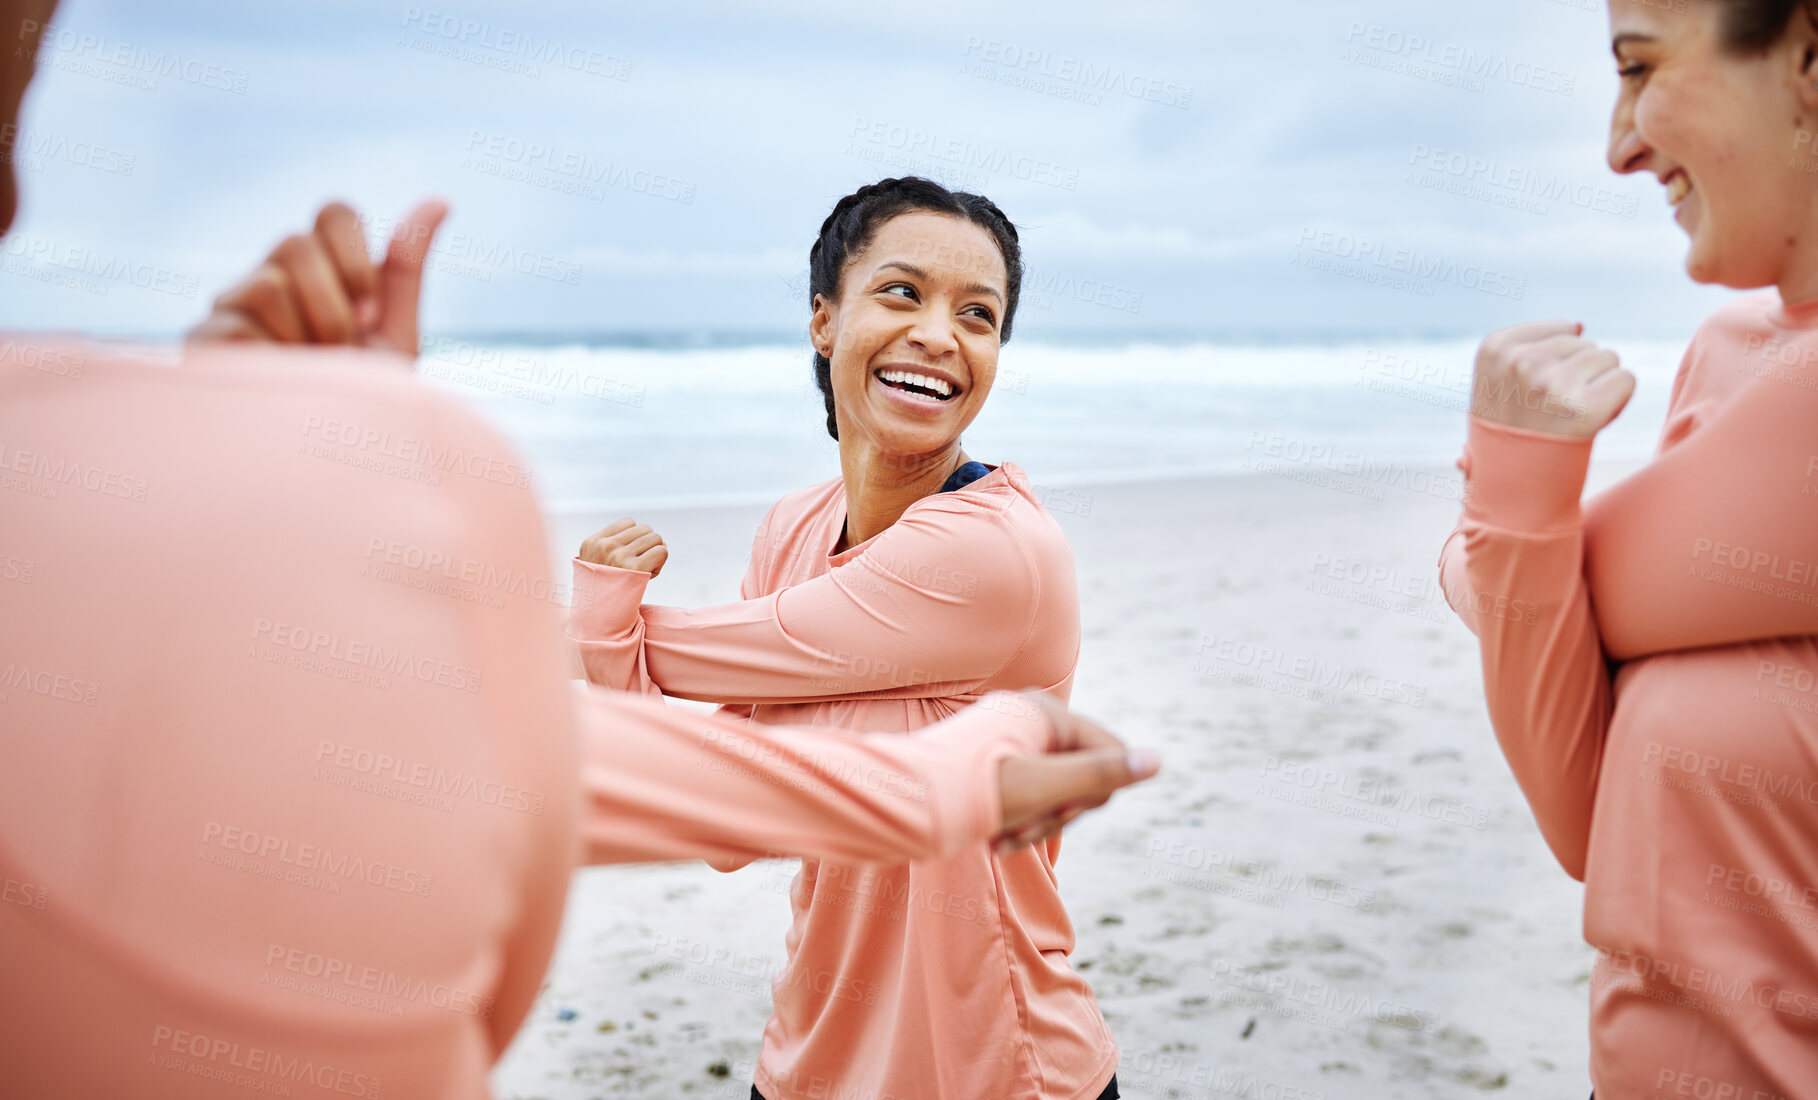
0, 0, 1740, 339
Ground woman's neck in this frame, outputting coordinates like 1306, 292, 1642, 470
835, 440, 969, 552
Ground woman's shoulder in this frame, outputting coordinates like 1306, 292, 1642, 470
1696, 289, 1790, 343
1671, 290, 1813, 408
898, 462, 1074, 568
920, 462, 1059, 525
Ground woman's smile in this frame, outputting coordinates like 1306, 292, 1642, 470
871, 362, 964, 412
1663, 168, 1692, 207
1665, 167, 1697, 230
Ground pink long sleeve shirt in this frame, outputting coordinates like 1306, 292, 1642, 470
1438, 292, 1818, 1097
568, 462, 1117, 1100
0, 341, 1063, 1100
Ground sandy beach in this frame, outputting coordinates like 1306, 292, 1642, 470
492, 457, 1647, 1100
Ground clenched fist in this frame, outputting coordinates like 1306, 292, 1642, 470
187, 198, 448, 357
579, 519, 669, 577
1470, 320, 1636, 440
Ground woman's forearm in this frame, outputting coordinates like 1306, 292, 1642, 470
573, 684, 1053, 866
1440, 416, 1612, 881
568, 505, 1045, 705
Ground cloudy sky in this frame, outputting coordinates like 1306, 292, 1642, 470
1, 0, 1734, 341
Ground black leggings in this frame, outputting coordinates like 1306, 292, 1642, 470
753, 1075, 1119, 1100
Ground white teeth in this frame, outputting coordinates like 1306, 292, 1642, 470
878, 369, 955, 398
1666, 173, 1691, 206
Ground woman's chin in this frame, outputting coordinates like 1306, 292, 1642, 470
1683, 238, 1781, 291
860, 400, 965, 450
1680, 227, 1729, 287
862, 421, 962, 463
1682, 246, 1718, 286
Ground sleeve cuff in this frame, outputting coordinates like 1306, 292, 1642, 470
1460, 415, 1593, 534
568, 558, 653, 641
916, 693, 1055, 851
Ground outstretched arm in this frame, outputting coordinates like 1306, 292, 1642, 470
574, 686, 1156, 866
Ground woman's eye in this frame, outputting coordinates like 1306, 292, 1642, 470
1617, 63, 1646, 80
880, 282, 917, 300
963, 306, 996, 326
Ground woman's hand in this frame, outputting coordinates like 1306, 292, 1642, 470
994, 693, 1159, 855
1470, 320, 1635, 440
578, 519, 669, 577
186, 198, 448, 357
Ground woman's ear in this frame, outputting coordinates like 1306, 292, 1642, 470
809, 293, 834, 358
1790, 8, 1818, 114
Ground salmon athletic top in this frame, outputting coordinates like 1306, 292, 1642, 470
568, 462, 1116, 1100
0, 341, 1066, 1100
1438, 291, 1818, 1097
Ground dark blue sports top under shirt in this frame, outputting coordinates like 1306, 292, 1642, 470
939, 461, 993, 494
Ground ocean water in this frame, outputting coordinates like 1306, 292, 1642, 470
415, 336, 1689, 517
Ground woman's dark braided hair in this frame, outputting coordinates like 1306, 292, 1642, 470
1715, 0, 1818, 50
807, 176, 1023, 441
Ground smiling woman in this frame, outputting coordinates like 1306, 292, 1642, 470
805, 177, 1025, 548
568, 177, 1121, 1100
1606, 0, 1818, 289
1439, 1, 1818, 1096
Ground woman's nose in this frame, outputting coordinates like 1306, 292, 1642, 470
908, 314, 958, 356
1608, 105, 1649, 176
